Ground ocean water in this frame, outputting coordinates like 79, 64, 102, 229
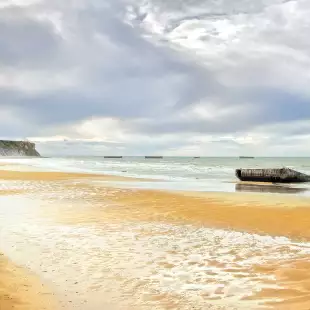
1, 156, 310, 194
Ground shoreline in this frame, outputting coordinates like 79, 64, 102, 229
2, 166, 309, 194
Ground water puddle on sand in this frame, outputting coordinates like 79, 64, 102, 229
1, 182, 310, 309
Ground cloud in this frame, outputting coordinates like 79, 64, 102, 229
0, 5, 62, 68
1, 0, 310, 155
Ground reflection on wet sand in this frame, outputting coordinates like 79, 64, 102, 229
2, 170, 310, 309
235, 183, 309, 195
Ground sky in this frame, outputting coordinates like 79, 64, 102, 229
1, 0, 310, 156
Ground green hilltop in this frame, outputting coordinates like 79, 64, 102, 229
0, 140, 40, 156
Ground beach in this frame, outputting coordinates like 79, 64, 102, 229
2, 0, 310, 307
1, 165, 310, 309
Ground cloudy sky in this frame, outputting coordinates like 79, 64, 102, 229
1, 0, 310, 156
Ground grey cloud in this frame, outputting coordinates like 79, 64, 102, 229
128, 0, 280, 19
0, 6, 62, 68
128, 86, 310, 136
0, 1, 225, 131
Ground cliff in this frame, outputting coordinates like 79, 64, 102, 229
0, 140, 40, 157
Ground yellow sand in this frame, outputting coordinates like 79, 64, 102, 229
53, 183, 310, 241
0, 169, 100, 180
0, 169, 146, 181
0, 253, 58, 310
2, 169, 310, 309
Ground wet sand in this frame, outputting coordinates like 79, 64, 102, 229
57, 182, 310, 240
0, 169, 149, 181
0, 253, 57, 310
2, 169, 310, 309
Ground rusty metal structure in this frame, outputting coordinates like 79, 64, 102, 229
235, 167, 310, 183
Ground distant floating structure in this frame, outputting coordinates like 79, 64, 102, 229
104, 156, 123, 159
145, 156, 163, 159
239, 156, 255, 159
236, 167, 310, 183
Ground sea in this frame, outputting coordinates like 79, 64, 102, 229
1, 156, 310, 195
